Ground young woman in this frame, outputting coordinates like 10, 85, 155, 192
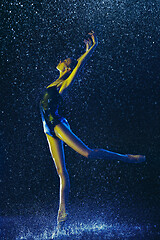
40, 31, 145, 228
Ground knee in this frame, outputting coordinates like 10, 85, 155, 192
58, 169, 70, 189
86, 149, 95, 159
57, 167, 69, 180
87, 149, 99, 159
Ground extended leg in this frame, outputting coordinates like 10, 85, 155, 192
46, 134, 70, 223
54, 123, 145, 163
88, 149, 145, 163
54, 122, 91, 158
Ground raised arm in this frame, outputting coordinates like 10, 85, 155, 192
59, 31, 98, 95
77, 31, 98, 64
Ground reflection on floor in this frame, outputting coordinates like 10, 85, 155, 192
1, 201, 159, 240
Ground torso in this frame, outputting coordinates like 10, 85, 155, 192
40, 86, 63, 124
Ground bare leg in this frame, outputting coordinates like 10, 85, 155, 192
88, 149, 145, 163
54, 122, 91, 158
46, 134, 70, 224
54, 123, 145, 163
47, 122, 145, 227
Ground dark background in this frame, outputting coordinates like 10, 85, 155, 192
1, 0, 160, 226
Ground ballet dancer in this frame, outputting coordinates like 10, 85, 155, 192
40, 31, 145, 229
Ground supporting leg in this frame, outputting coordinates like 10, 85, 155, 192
46, 134, 70, 224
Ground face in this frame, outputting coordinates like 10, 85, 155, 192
56, 58, 72, 72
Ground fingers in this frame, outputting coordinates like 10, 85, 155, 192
88, 30, 95, 40
88, 30, 95, 36
84, 38, 91, 51
84, 39, 88, 51
88, 31, 98, 45
84, 39, 91, 44
84, 39, 89, 45
84, 31, 98, 51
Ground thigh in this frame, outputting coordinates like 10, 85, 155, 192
46, 133, 67, 174
54, 122, 91, 158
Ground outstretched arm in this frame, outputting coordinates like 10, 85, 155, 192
59, 31, 98, 95
77, 31, 98, 64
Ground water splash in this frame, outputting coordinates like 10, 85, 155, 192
14, 220, 154, 240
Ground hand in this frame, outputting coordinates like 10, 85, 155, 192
84, 31, 98, 51
84, 38, 91, 51
88, 31, 98, 46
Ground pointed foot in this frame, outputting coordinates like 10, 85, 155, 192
50, 212, 69, 239
57, 211, 69, 224
127, 154, 146, 163
57, 211, 69, 231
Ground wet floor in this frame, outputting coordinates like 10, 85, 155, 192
1, 201, 159, 240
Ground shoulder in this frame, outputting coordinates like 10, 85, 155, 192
47, 78, 63, 89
